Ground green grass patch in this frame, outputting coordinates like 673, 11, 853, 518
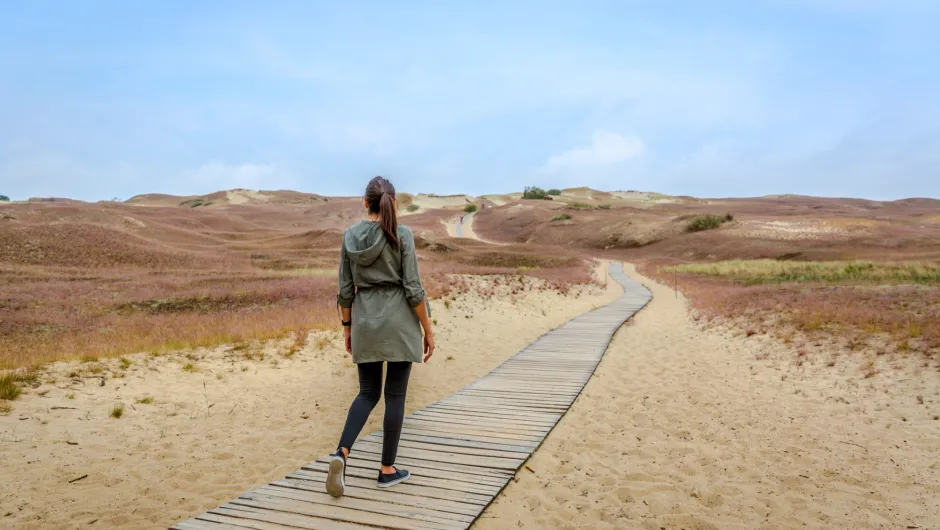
182, 362, 198, 372
666, 260, 940, 286
0, 374, 22, 401
407, 204, 420, 212
110, 404, 124, 418
551, 213, 572, 222
135, 396, 154, 405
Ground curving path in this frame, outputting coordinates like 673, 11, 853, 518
171, 263, 652, 530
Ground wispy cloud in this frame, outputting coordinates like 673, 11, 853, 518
542, 131, 645, 172
178, 162, 298, 194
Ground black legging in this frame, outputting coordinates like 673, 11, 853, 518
337, 361, 412, 466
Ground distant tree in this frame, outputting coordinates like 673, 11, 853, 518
464, 204, 478, 213
523, 186, 548, 200
0, 195, 9, 202
547, 189, 562, 196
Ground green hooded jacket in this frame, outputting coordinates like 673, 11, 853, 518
337, 221, 426, 364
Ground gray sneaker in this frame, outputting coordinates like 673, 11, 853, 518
326, 450, 346, 498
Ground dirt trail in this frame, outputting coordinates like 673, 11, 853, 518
477, 264, 940, 530
444, 212, 507, 245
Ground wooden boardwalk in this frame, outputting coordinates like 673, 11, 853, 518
172, 263, 652, 530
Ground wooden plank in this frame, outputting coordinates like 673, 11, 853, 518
397, 432, 539, 452
249, 486, 475, 525
399, 420, 544, 442
229, 497, 461, 530
418, 405, 560, 423
351, 440, 525, 471
415, 407, 559, 427
312, 453, 512, 483
404, 417, 549, 436
400, 427, 540, 447
209, 504, 396, 530
293, 467, 496, 503
360, 436, 532, 460
403, 415, 551, 436
273, 478, 485, 516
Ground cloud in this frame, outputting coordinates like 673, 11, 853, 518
542, 131, 645, 172
178, 162, 298, 193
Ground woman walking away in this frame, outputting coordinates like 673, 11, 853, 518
327, 176, 435, 498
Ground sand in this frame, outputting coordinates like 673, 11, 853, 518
411, 193, 474, 210
443, 213, 507, 246
476, 264, 940, 529
0, 271, 620, 529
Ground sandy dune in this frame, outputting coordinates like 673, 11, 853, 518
0, 270, 619, 529
476, 264, 940, 530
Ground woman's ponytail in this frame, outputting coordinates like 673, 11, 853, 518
365, 176, 400, 250
378, 191, 400, 250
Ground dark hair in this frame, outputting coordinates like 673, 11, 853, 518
365, 176, 399, 250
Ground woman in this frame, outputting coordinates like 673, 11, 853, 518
326, 176, 435, 498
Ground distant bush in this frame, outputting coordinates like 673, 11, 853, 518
569, 202, 592, 210
598, 204, 611, 210
551, 214, 572, 222
687, 214, 729, 232
407, 204, 420, 212
547, 189, 562, 196
724, 212, 734, 221
0, 195, 10, 202
179, 198, 212, 208
464, 204, 478, 213
522, 186, 547, 200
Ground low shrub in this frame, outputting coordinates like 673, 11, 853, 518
522, 186, 547, 200
0, 195, 10, 202
547, 189, 562, 196
687, 214, 729, 232
464, 204, 478, 213
551, 214, 572, 222
407, 204, 420, 212
598, 204, 611, 210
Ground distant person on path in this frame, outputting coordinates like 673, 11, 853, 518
327, 176, 435, 497
460, 216, 464, 223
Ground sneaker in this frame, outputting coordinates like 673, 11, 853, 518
377, 468, 410, 488
326, 450, 346, 498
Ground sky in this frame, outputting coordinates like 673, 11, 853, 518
1, 1, 938, 202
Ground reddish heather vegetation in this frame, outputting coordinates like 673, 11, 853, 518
0, 196, 592, 368
1, 188, 938, 370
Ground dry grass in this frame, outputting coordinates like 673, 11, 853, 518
0, 373, 22, 401
646, 260, 940, 359
667, 260, 940, 285
110, 404, 124, 419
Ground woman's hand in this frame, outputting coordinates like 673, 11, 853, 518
344, 327, 352, 354
423, 333, 435, 362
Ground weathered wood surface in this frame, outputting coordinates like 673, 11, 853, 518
172, 263, 651, 529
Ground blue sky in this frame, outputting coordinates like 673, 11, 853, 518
1, 1, 938, 201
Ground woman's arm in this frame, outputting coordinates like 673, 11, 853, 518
401, 228, 434, 362
337, 242, 355, 354
412, 298, 434, 362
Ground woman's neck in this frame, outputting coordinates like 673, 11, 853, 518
367, 214, 381, 222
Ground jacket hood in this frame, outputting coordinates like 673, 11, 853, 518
344, 221, 388, 266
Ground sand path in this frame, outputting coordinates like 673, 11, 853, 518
446, 212, 506, 245
0, 272, 622, 529
475, 264, 940, 529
